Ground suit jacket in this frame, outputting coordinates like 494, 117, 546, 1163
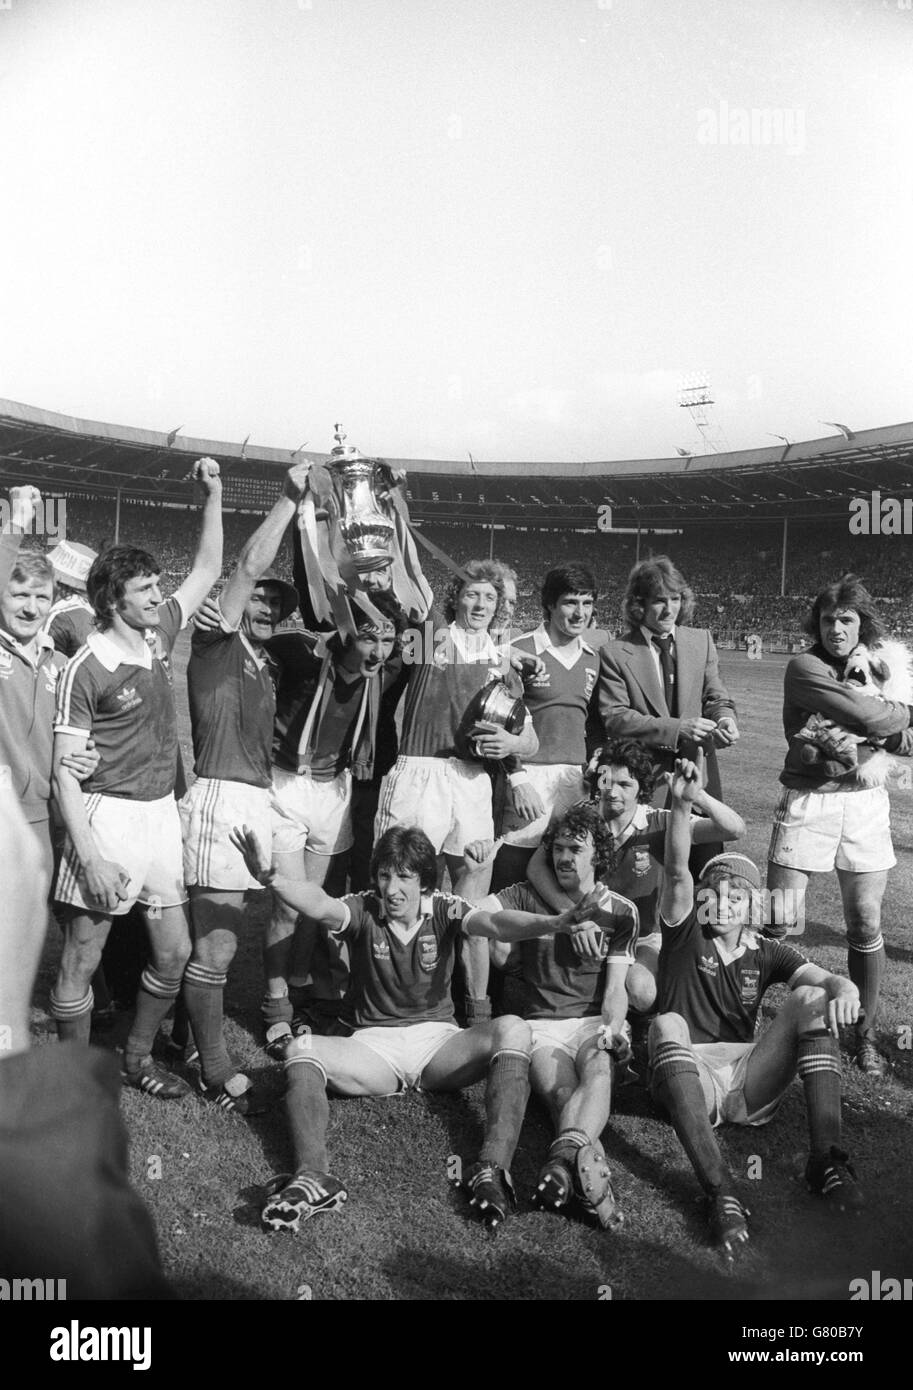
596, 626, 736, 799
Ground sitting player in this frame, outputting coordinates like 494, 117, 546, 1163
482, 803, 637, 1228
649, 750, 864, 1256
524, 737, 745, 1013
229, 822, 596, 1233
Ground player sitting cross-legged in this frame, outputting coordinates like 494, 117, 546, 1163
649, 750, 864, 1257
480, 801, 637, 1228
229, 822, 598, 1233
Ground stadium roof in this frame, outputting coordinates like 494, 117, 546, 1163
2, 397, 913, 529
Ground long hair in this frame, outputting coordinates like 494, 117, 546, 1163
587, 738, 657, 803
804, 574, 884, 647
622, 556, 695, 628
442, 560, 505, 625
370, 826, 439, 894
87, 546, 160, 629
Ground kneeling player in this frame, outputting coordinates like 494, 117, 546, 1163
483, 803, 636, 1228
230, 823, 595, 1232
650, 752, 864, 1256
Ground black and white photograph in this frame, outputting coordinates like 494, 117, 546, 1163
0, 0, 911, 1353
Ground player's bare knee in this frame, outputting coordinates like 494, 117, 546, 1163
787, 984, 828, 1029
626, 963, 657, 1014
649, 1012, 689, 1046
491, 1013, 531, 1055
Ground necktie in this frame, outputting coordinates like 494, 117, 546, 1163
653, 634, 676, 714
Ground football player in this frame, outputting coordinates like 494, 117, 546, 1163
50, 460, 223, 1099
482, 802, 636, 1227
230, 821, 596, 1233
648, 750, 864, 1256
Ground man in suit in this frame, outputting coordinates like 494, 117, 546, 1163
596, 556, 739, 874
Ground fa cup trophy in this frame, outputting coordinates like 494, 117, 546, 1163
327, 425, 395, 588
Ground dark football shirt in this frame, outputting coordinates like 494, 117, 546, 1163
54, 597, 184, 801
494, 881, 638, 1020
187, 624, 276, 788
330, 889, 475, 1028
657, 907, 808, 1044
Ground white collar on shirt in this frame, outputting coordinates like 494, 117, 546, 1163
641, 625, 675, 651
87, 628, 155, 672
531, 623, 594, 670
379, 892, 435, 945
0, 626, 55, 667
449, 622, 500, 666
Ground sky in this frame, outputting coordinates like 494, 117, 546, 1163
0, 0, 911, 464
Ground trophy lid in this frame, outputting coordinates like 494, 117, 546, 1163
329, 423, 370, 466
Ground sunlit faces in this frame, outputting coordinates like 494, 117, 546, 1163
641, 588, 681, 637
114, 573, 163, 630
455, 581, 499, 632
695, 877, 755, 935
550, 831, 597, 894
819, 606, 861, 660
598, 764, 642, 823
0, 574, 54, 644
338, 622, 396, 677
243, 583, 283, 643
549, 590, 594, 641
375, 865, 423, 924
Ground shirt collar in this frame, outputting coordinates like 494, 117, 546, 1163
86, 628, 153, 672
641, 625, 674, 649
532, 623, 595, 657
449, 622, 500, 664
0, 626, 56, 665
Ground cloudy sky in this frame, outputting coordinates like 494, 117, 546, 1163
0, 0, 910, 462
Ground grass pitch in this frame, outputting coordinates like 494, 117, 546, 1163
30, 645, 913, 1301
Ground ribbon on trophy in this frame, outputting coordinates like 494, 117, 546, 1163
294, 424, 438, 639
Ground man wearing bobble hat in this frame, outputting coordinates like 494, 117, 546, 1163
43, 539, 98, 656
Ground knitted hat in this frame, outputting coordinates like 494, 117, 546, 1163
46, 541, 98, 593
698, 853, 762, 891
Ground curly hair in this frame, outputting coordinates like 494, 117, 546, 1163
370, 825, 439, 894
442, 560, 505, 625
589, 738, 657, 802
804, 574, 884, 648
542, 802, 615, 879
87, 546, 160, 630
622, 556, 695, 628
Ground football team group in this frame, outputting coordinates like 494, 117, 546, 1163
1, 456, 909, 1275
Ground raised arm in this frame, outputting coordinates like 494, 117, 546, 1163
690, 785, 745, 843
218, 464, 309, 628
465, 895, 599, 944
658, 754, 702, 925
171, 459, 224, 620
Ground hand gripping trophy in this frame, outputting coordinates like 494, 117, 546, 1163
295, 425, 432, 636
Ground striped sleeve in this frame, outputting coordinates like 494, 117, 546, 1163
54, 647, 97, 736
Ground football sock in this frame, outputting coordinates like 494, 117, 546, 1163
847, 935, 885, 1042
182, 962, 232, 1087
284, 1054, 330, 1172
480, 1049, 531, 1171
170, 995, 193, 1050
796, 1029, 843, 1159
651, 1040, 729, 1195
50, 987, 94, 1044
125, 967, 182, 1070
262, 990, 294, 1030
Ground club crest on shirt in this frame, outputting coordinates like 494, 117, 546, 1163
698, 953, 718, 977
419, 935, 439, 971
739, 969, 761, 1004
584, 667, 597, 698
631, 847, 652, 877
0, 649, 12, 676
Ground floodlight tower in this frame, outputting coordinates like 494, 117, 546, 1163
678, 374, 728, 455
